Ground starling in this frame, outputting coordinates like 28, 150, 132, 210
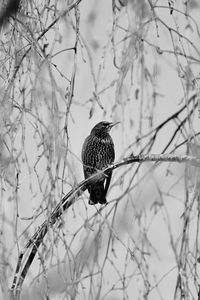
81, 121, 119, 205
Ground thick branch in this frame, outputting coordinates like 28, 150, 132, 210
10, 153, 200, 299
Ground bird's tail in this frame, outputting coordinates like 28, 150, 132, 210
88, 183, 107, 205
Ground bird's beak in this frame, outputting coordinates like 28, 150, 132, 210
109, 121, 120, 129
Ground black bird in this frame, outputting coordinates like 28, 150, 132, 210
81, 121, 119, 205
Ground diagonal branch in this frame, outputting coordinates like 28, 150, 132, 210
10, 0, 84, 82
10, 153, 200, 299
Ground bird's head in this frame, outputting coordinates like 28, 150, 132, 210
91, 121, 120, 135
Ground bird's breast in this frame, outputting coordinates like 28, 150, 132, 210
82, 134, 115, 170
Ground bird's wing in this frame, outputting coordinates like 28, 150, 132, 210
103, 138, 115, 196
104, 171, 112, 196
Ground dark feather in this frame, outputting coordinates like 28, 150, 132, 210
81, 121, 117, 205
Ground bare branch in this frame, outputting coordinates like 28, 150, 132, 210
10, 153, 200, 299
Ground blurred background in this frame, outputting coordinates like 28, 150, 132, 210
0, 0, 200, 299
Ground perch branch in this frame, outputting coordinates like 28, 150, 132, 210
10, 153, 200, 299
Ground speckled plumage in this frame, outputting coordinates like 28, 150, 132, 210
82, 121, 117, 205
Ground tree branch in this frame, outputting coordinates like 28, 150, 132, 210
10, 153, 200, 299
